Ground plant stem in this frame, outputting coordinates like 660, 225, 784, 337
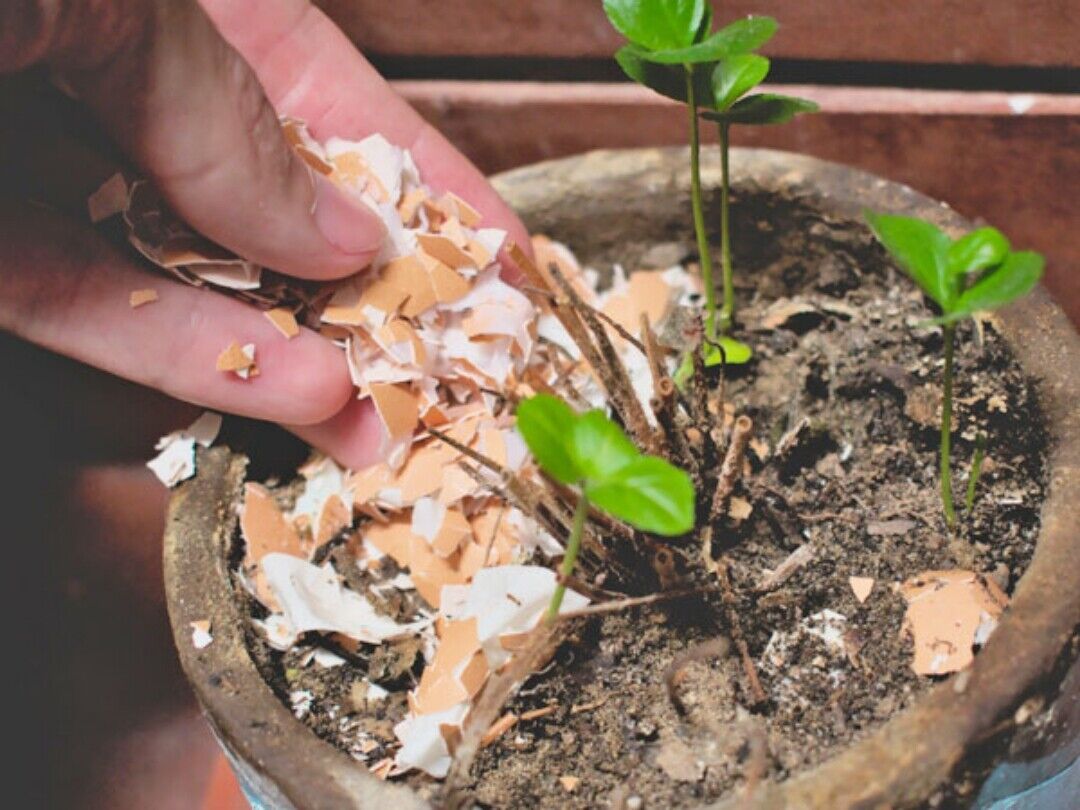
686, 68, 716, 339
718, 122, 734, 334
546, 492, 589, 623
941, 324, 957, 529
965, 433, 987, 512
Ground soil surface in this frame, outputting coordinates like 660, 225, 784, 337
239, 192, 1049, 809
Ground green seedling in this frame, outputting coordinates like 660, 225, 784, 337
515, 394, 695, 620
701, 57, 817, 336
603, 0, 776, 363
864, 211, 1044, 529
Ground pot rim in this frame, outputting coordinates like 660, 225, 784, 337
164, 147, 1080, 810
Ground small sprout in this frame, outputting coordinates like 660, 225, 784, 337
516, 394, 695, 620
604, 0, 777, 360
864, 211, 1044, 528
701, 52, 817, 339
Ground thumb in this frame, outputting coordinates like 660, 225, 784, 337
28, 0, 385, 280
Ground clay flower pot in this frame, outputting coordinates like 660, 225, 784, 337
164, 148, 1080, 809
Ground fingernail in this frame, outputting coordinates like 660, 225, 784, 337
312, 173, 385, 257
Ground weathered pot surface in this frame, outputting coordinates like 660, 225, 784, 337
164, 148, 1080, 809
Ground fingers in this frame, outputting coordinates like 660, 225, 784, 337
0, 201, 356, 426
286, 397, 385, 471
36, 0, 386, 281
198, 0, 532, 256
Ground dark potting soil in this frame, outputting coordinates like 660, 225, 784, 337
240, 195, 1050, 809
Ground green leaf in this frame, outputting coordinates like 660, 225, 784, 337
704, 93, 818, 125
864, 211, 954, 310
570, 410, 640, 483
585, 456, 695, 535
516, 394, 582, 485
704, 335, 753, 365
941, 250, 1044, 323
615, 45, 715, 106
602, 0, 705, 51
710, 54, 770, 111
639, 16, 778, 64
947, 227, 1011, 276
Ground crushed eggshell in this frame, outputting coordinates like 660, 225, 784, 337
264, 307, 300, 339
129, 288, 158, 308
146, 411, 222, 486
393, 702, 468, 778
559, 776, 581, 793
849, 576, 875, 603
261, 553, 429, 644
121, 123, 699, 783
190, 619, 212, 649
87, 172, 128, 223
216, 342, 257, 379
900, 569, 1008, 676
728, 496, 753, 521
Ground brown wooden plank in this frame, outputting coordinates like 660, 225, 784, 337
320, 0, 1078, 67
394, 81, 1080, 323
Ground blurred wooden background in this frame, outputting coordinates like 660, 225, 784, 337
324, 0, 1079, 323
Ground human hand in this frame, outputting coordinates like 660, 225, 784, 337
0, 0, 530, 469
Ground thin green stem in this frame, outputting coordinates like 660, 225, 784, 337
546, 492, 589, 623
941, 324, 957, 529
718, 122, 733, 334
965, 433, 987, 512
686, 68, 716, 339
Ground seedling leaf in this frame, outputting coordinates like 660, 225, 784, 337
705, 335, 753, 365
864, 211, 953, 309
602, 0, 705, 52
636, 16, 778, 65
571, 410, 639, 482
614, 45, 714, 105
710, 54, 770, 111
585, 456, 695, 535
941, 250, 1044, 323
947, 227, 1011, 276
516, 394, 582, 485
704, 93, 819, 125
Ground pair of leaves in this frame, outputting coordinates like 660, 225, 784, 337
611, 13, 777, 109
607, 7, 816, 127
703, 52, 819, 124
516, 395, 695, 536
864, 211, 1044, 323
604, 1, 778, 62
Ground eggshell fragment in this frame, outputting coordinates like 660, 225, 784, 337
370, 383, 420, 441
849, 576, 875, 603
900, 569, 1008, 676
190, 620, 213, 649
417, 233, 475, 270
265, 308, 299, 338
146, 411, 222, 486
216, 341, 257, 378
129, 288, 158, 308
261, 553, 429, 644
88, 172, 128, 223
